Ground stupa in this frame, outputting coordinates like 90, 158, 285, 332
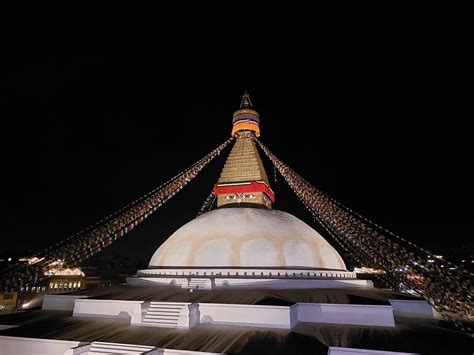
133, 92, 362, 290
0, 93, 472, 355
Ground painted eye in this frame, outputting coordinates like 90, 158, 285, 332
226, 195, 235, 200
244, 194, 254, 199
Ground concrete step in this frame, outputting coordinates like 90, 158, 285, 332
144, 313, 179, 320
149, 302, 189, 306
187, 279, 210, 289
140, 302, 190, 328
142, 320, 179, 327
87, 341, 156, 354
143, 317, 178, 324
147, 310, 181, 315
143, 320, 179, 325
148, 306, 183, 313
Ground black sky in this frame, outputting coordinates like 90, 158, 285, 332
1, 5, 471, 263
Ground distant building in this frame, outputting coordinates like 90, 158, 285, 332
0, 292, 18, 312
14, 266, 86, 310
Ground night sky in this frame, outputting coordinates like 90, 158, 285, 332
2, 5, 470, 264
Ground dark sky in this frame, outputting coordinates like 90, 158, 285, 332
1, 5, 471, 263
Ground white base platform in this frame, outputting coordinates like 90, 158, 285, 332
69, 299, 396, 329
0, 336, 222, 355
129, 267, 370, 290
388, 299, 442, 319
128, 276, 372, 289
138, 267, 357, 280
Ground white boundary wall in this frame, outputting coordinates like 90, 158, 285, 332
328, 346, 420, 355
294, 303, 395, 327
139, 267, 356, 279
213, 278, 371, 289
0, 336, 223, 355
70, 300, 396, 329
0, 336, 83, 355
127, 277, 188, 287
128, 277, 372, 289
73, 299, 143, 323
159, 349, 222, 355
388, 299, 440, 319
198, 303, 291, 328
42, 295, 89, 311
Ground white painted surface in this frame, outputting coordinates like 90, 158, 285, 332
294, 303, 395, 327
73, 299, 143, 321
69, 341, 160, 354
158, 350, 222, 355
195, 239, 232, 266
198, 303, 291, 329
328, 347, 420, 355
388, 299, 440, 319
130, 275, 370, 290
149, 208, 346, 269
129, 277, 188, 287
139, 267, 356, 279
70, 299, 394, 329
213, 278, 371, 289
0, 336, 83, 355
42, 295, 89, 311
0, 336, 223, 355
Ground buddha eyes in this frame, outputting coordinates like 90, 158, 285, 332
225, 194, 254, 200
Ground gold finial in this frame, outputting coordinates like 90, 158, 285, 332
240, 90, 253, 108
232, 90, 260, 137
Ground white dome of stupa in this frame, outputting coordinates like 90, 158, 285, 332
149, 208, 346, 270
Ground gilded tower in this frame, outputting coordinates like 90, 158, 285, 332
214, 92, 275, 208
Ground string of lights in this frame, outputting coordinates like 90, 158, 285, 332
255, 137, 472, 334
197, 189, 217, 216
0, 148, 225, 279
1, 139, 232, 292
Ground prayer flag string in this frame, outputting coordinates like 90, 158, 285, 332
1, 138, 232, 292
255, 137, 472, 336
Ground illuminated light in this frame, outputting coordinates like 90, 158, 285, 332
1, 139, 231, 293
255, 136, 472, 335
44, 267, 84, 276
353, 266, 385, 274
19, 256, 46, 265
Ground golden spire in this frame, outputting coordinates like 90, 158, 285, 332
214, 93, 274, 209
232, 90, 260, 137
